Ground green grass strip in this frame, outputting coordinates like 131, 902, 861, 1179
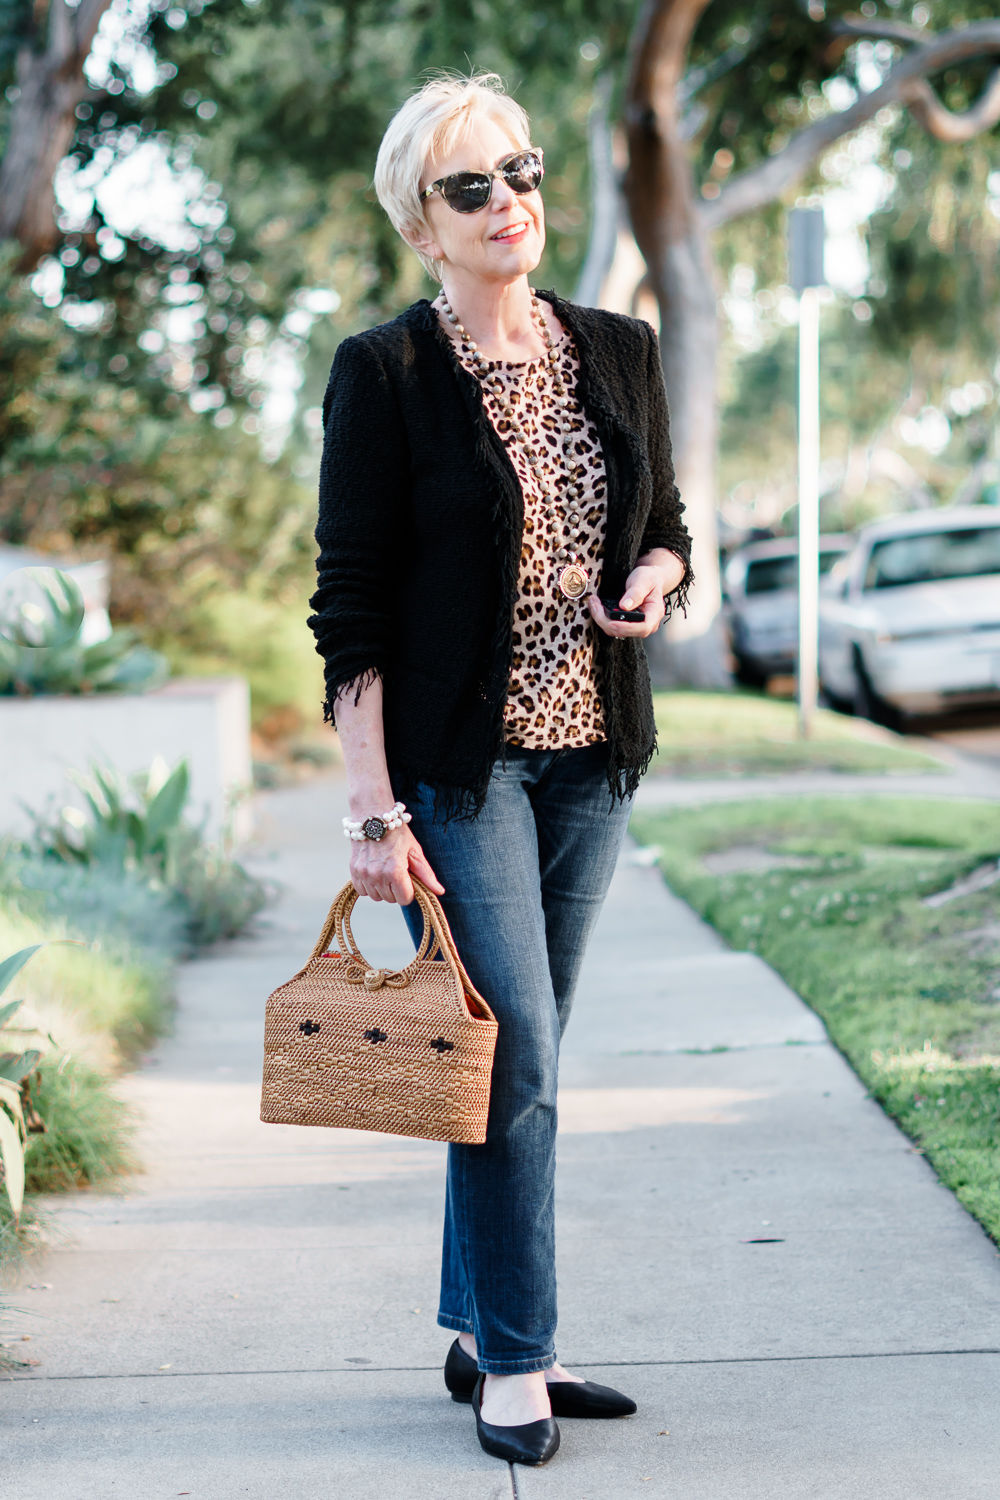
650, 690, 945, 777
630, 796, 1000, 1245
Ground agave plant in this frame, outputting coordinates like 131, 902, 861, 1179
20, 755, 267, 947
0, 566, 168, 697
0, 568, 84, 648
0, 946, 56, 1225
23, 756, 195, 876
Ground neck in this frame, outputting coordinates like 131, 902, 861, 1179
436, 273, 541, 354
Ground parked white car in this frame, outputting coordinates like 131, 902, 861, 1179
817, 506, 1000, 722
723, 535, 854, 687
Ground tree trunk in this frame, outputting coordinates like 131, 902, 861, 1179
0, 0, 113, 268
623, 0, 728, 687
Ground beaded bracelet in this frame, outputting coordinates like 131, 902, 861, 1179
342, 801, 412, 843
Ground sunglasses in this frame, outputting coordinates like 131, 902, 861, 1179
420, 148, 544, 214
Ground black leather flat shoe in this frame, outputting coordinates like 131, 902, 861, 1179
446, 1338, 636, 1418
444, 1337, 477, 1404
472, 1374, 560, 1467
546, 1379, 637, 1419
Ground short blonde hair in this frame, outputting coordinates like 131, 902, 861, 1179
374, 72, 532, 282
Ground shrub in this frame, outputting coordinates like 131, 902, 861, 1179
0, 846, 187, 960
0, 901, 172, 1071
0, 945, 49, 1225
18, 755, 270, 952
156, 584, 324, 735
22, 1052, 139, 1193
0, 567, 169, 696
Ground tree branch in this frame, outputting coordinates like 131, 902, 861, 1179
701, 19, 1000, 229
827, 15, 927, 48
903, 67, 1000, 142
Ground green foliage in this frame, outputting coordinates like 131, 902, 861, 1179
0, 933, 140, 1306
868, 133, 1000, 361
632, 795, 1000, 1244
22, 1052, 139, 1193
0, 900, 171, 1067
0, 844, 187, 960
0, 568, 84, 647
0, 567, 170, 696
0, 943, 54, 1223
0, 247, 314, 646
18, 756, 270, 950
26, 758, 196, 870
156, 583, 325, 732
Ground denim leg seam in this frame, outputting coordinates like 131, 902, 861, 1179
437, 1311, 474, 1334
438, 1144, 475, 1337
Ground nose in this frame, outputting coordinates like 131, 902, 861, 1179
490, 172, 518, 211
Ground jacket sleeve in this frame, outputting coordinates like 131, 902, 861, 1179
637, 323, 694, 614
305, 335, 408, 725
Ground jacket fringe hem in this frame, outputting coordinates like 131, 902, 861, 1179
321, 666, 384, 726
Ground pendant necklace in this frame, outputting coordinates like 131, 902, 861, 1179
437, 289, 591, 602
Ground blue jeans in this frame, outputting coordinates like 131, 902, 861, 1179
396, 743, 633, 1375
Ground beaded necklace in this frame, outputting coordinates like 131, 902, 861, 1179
436, 288, 592, 601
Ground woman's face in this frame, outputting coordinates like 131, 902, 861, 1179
416, 114, 546, 288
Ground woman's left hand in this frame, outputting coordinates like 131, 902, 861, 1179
587, 550, 687, 640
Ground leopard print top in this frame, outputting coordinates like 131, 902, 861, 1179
451, 331, 608, 749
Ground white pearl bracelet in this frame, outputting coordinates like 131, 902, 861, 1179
342, 801, 412, 842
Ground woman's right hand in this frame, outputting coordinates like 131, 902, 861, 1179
348, 825, 445, 906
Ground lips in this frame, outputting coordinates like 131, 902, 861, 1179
490, 222, 529, 242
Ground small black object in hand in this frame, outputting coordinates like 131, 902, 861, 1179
600, 598, 645, 623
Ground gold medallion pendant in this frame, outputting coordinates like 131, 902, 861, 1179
558, 564, 590, 600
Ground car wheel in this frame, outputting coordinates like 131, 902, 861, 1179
732, 652, 769, 690
817, 682, 851, 716
851, 649, 902, 732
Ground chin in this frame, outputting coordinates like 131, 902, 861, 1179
492, 238, 544, 278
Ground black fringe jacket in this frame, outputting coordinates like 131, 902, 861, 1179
306, 289, 693, 820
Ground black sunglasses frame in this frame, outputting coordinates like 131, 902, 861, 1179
420, 148, 545, 214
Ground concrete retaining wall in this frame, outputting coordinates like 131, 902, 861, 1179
0, 676, 253, 845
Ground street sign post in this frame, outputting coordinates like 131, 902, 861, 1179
788, 206, 826, 739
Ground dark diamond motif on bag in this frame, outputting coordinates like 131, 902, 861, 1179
430, 1036, 454, 1054
299, 1020, 321, 1036
364, 1027, 388, 1044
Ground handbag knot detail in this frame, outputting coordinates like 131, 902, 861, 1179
340, 960, 409, 990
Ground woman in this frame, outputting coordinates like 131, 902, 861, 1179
307, 72, 692, 1468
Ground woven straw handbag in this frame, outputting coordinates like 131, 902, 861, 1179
259, 875, 498, 1144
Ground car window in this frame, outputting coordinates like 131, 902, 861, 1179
744, 548, 847, 594
744, 556, 798, 593
863, 527, 1000, 589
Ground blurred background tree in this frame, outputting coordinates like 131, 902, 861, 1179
1, 0, 998, 703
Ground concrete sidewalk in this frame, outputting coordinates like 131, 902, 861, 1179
6, 769, 1000, 1498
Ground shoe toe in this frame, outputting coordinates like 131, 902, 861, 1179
547, 1378, 637, 1418
472, 1374, 561, 1466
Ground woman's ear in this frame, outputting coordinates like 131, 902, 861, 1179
403, 220, 442, 265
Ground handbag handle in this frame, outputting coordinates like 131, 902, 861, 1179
302, 876, 495, 1021
333, 881, 443, 966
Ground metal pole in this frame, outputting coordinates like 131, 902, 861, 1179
797, 285, 820, 739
